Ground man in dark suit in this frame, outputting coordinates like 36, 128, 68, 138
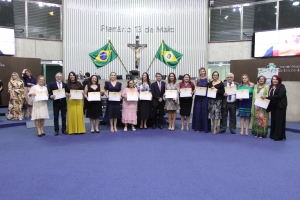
151, 73, 166, 129
82, 72, 90, 114
219, 73, 239, 134
49, 72, 67, 136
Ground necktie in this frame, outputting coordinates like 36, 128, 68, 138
228, 83, 232, 101
158, 82, 161, 91
58, 82, 61, 89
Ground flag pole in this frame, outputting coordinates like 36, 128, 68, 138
109, 40, 129, 74
146, 40, 164, 73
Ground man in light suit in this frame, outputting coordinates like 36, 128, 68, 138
49, 72, 67, 136
151, 73, 166, 129
219, 73, 239, 134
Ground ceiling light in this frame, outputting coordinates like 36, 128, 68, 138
293, 1, 300, 6
38, 2, 44, 7
224, 15, 228, 20
49, 11, 54, 16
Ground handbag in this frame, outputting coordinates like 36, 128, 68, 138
22, 98, 28, 110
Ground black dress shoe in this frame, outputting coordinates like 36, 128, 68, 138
159, 125, 163, 129
219, 131, 225, 133
54, 131, 58, 136
231, 131, 236, 134
91, 131, 95, 134
152, 125, 156, 129
42, 133, 45, 136
38, 134, 42, 137
95, 130, 100, 133
62, 130, 67, 135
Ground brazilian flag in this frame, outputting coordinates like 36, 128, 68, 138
155, 42, 183, 69
89, 42, 117, 68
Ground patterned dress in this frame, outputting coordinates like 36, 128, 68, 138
164, 83, 180, 110
7, 80, 25, 120
237, 85, 254, 118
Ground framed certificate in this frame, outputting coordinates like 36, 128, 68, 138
70, 90, 83, 99
207, 88, 217, 98
254, 97, 270, 109
127, 92, 138, 101
53, 88, 66, 100
180, 88, 192, 97
225, 85, 236, 95
34, 91, 48, 101
195, 87, 207, 96
165, 90, 177, 99
109, 92, 121, 101
140, 91, 151, 101
88, 92, 101, 101
236, 90, 249, 99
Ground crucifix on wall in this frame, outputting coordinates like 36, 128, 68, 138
127, 35, 147, 69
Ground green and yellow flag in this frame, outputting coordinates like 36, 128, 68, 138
155, 42, 183, 69
89, 42, 117, 68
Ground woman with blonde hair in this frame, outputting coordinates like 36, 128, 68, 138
7, 72, 25, 120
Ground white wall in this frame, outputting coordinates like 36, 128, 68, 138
15, 38, 63, 60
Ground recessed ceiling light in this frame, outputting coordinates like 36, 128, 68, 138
293, 1, 300, 6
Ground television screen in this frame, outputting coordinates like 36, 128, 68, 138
254, 28, 300, 58
0, 28, 15, 55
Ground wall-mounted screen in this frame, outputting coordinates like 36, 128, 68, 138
254, 28, 300, 58
0, 28, 15, 55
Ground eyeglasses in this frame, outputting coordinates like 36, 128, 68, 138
227, 77, 233, 78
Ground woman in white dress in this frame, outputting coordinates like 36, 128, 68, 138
28, 75, 50, 137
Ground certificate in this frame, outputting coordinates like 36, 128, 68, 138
165, 90, 177, 99
70, 90, 83, 100
180, 88, 192, 97
88, 92, 101, 101
207, 88, 217, 98
236, 90, 249, 99
195, 87, 207, 96
254, 97, 270, 109
140, 91, 151, 101
109, 92, 121, 101
127, 92, 138, 101
34, 91, 48, 101
53, 88, 66, 100
225, 85, 236, 95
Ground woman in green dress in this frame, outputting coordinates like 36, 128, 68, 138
251, 76, 268, 138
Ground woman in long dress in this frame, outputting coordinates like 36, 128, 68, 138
251, 76, 268, 138
237, 74, 254, 136
28, 75, 50, 137
122, 80, 138, 131
84, 75, 103, 133
192, 68, 211, 132
179, 74, 194, 131
7, 72, 25, 120
65, 71, 86, 134
22, 69, 36, 118
137, 72, 152, 129
164, 73, 180, 131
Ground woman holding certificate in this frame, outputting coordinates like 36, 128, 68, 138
208, 71, 225, 134
164, 73, 180, 131
137, 72, 152, 129
192, 68, 211, 133
104, 72, 122, 132
84, 75, 103, 133
237, 74, 254, 136
251, 76, 269, 138
65, 72, 86, 134
28, 75, 49, 137
179, 74, 195, 131
262, 75, 287, 141
121, 80, 138, 131
7, 72, 25, 120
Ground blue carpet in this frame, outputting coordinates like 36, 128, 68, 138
1, 123, 300, 200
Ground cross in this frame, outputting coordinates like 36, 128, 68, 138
127, 35, 147, 69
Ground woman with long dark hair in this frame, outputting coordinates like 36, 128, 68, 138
22, 69, 36, 118
65, 71, 86, 134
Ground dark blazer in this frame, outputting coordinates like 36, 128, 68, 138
222, 81, 239, 108
151, 81, 166, 106
82, 77, 91, 89
267, 84, 288, 109
49, 82, 67, 106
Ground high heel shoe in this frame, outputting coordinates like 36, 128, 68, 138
186, 125, 189, 131
171, 125, 175, 131
124, 127, 127, 132
181, 125, 184, 131
168, 126, 171, 131
114, 127, 118, 132
132, 126, 136, 131
95, 130, 100, 133
110, 127, 114, 132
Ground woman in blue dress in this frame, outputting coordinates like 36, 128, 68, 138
192, 67, 211, 132
104, 72, 122, 132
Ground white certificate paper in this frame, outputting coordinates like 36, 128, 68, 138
139, 91, 151, 101
70, 90, 83, 100
53, 88, 66, 100
207, 88, 217, 98
109, 92, 121, 101
236, 90, 249, 99
254, 97, 270, 109
165, 90, 177, 99
88, 92, 101, 101
180, 88, 192, 97
225, 85, 237, 95
127, 92, 138, 101
195, 87, 207, 96
34, 91, 48, 101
